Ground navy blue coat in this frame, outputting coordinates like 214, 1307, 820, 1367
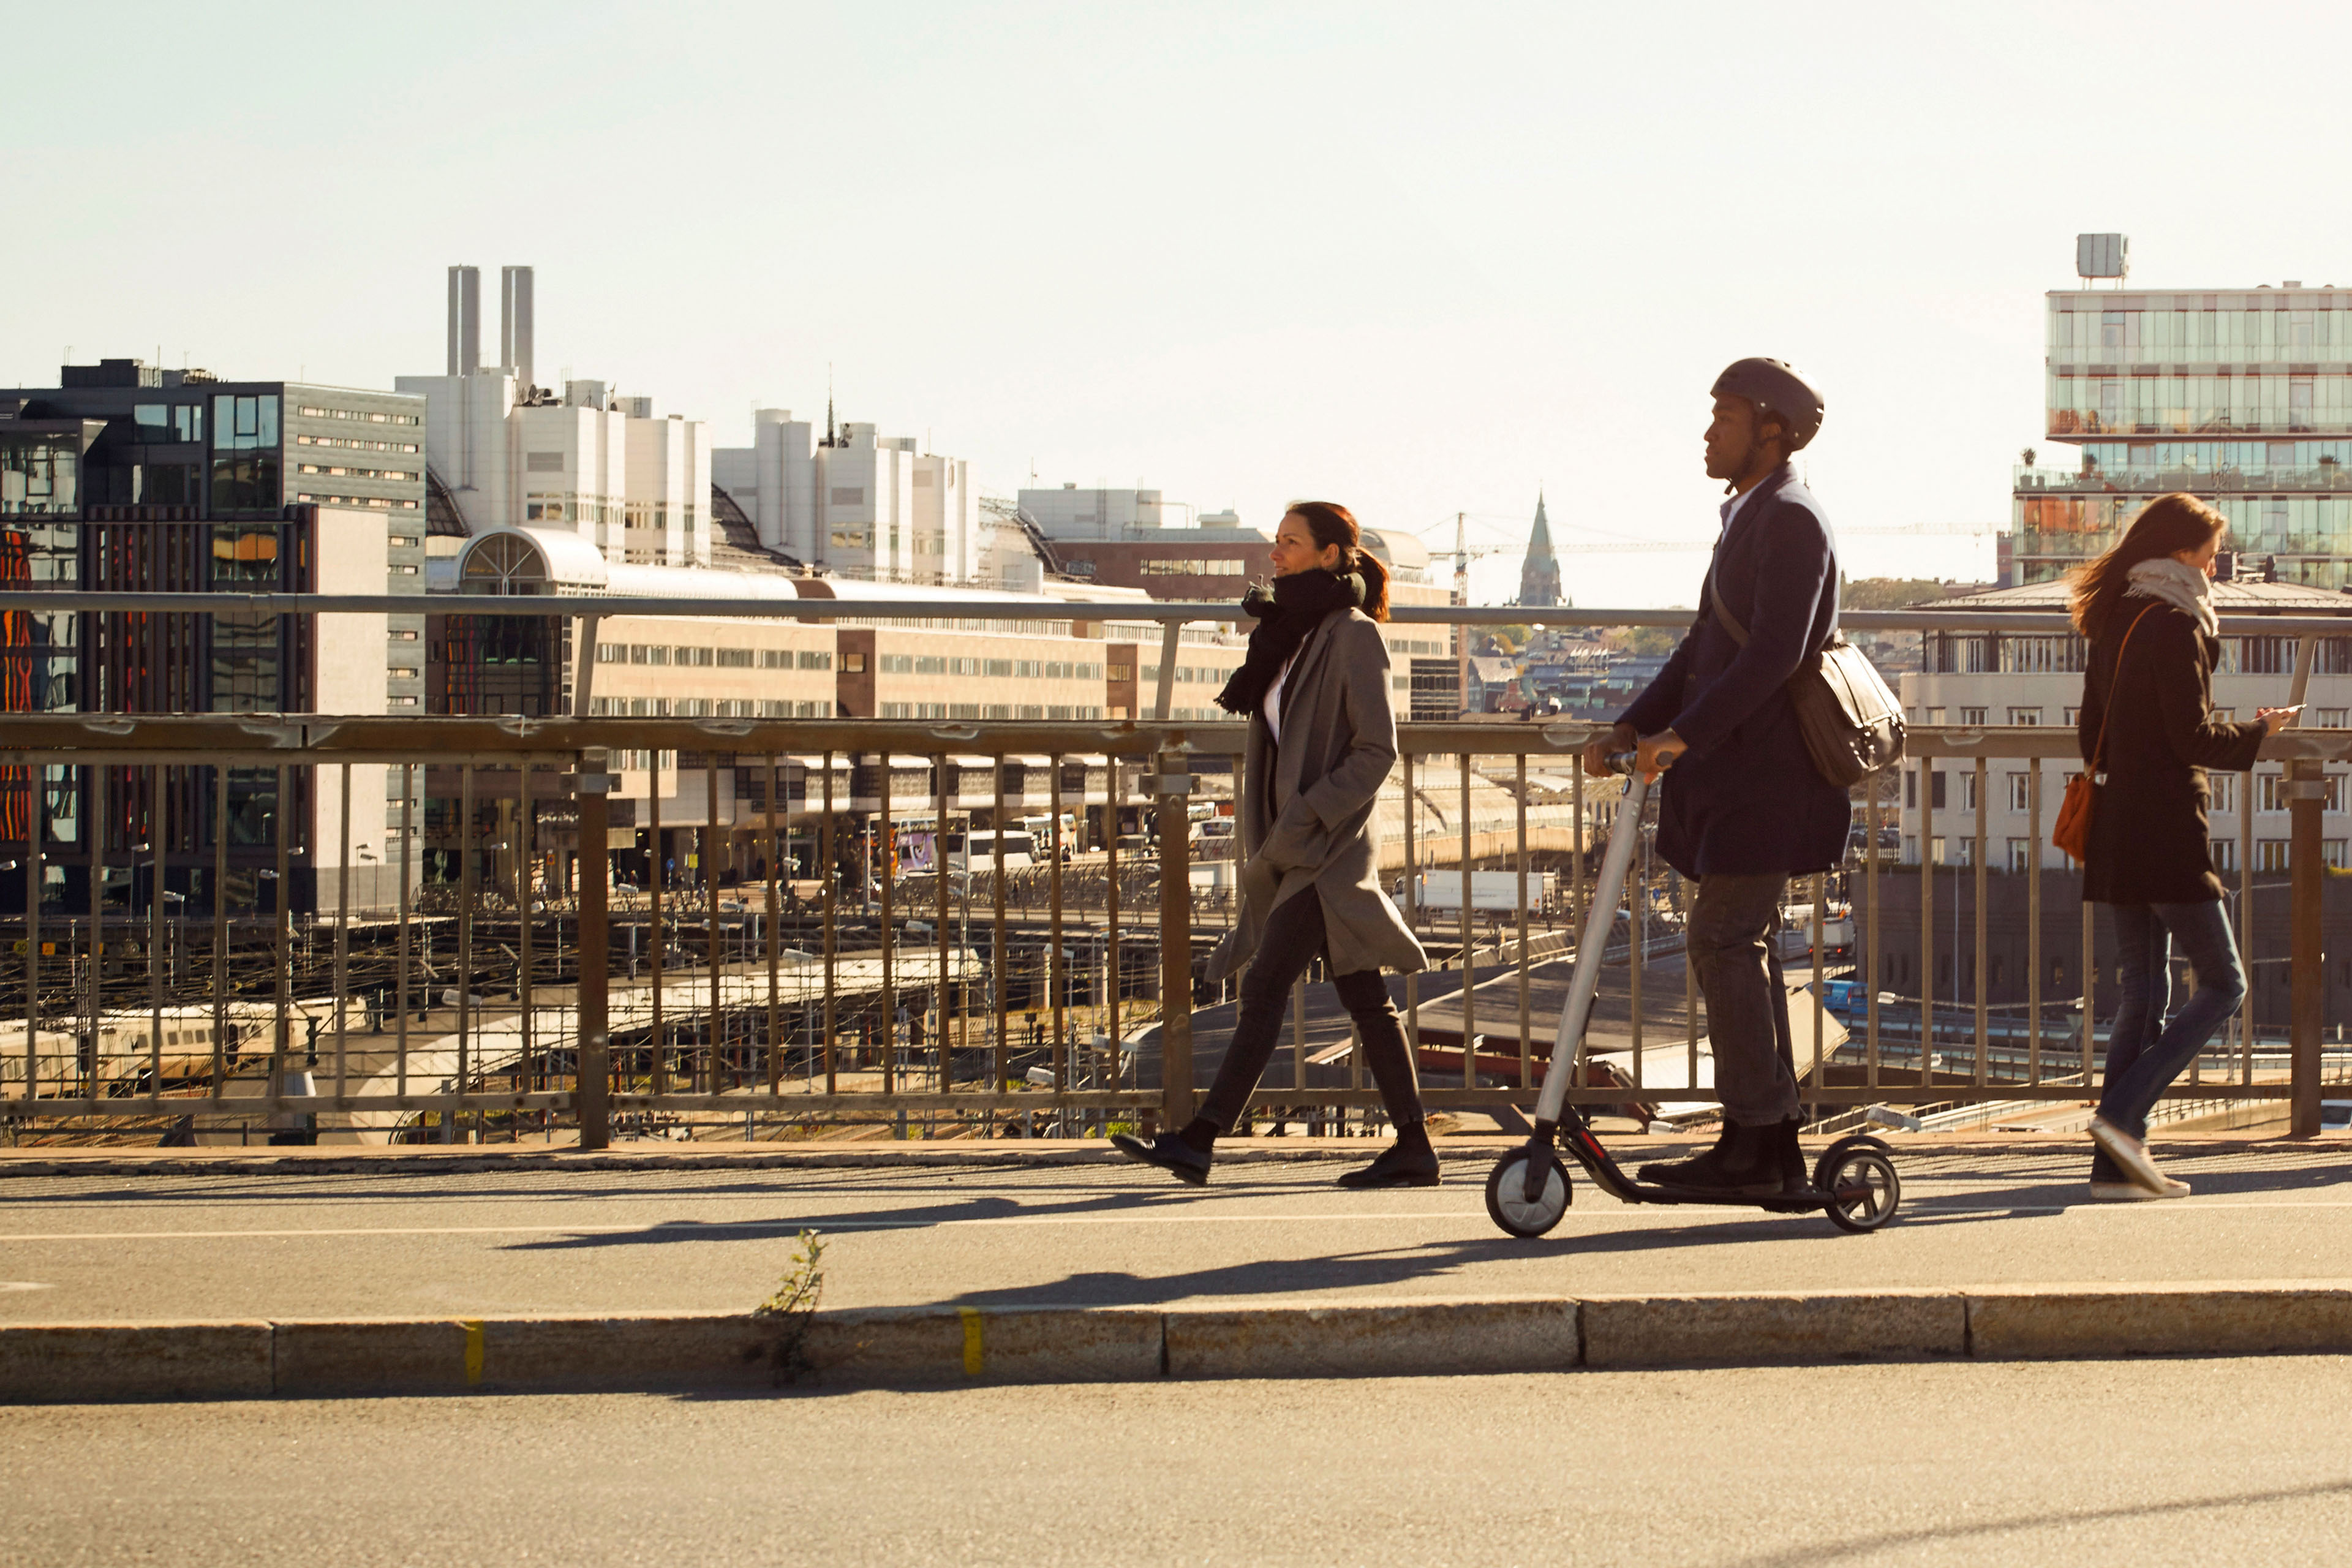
1619, 464, 1853, 880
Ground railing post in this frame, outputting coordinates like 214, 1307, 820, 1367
575, 750, 611, 1150
2290, 754, 2323, 1137
1155, 750, 1194, 1128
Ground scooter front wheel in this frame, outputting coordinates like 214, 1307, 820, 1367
1485, 1150, 1570, 1238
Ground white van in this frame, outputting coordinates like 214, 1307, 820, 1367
944, 829, 1036, 873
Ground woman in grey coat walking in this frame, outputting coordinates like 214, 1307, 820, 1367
1113, 502, 1435, 1188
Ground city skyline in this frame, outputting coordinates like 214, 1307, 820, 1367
14, 2, 2352, 603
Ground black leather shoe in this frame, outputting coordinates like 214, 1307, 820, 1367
1110, 1131, 1211, 1186
1337, 1137, 1441, 1189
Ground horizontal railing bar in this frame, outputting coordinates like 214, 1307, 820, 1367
2, 590, 2347, 636
3, 717, 2348, 767
7, 1078, 2313, 1121
1, 1093, 575, 1116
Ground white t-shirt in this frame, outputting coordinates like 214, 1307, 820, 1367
1264, 650, 1300, 743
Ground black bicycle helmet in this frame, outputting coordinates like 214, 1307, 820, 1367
1711, 358, 1825, 451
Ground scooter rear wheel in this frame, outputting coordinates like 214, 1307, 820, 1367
1814, 1136, 1901, 1234
1485, 1150, 1570, 1238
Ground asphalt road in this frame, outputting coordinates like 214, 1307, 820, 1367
12, 1358, 2352, 1567
2, 1143, 2350, 1322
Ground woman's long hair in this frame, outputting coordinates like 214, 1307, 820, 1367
2067, 492, 2227, 637
1286, 500, 1390, 622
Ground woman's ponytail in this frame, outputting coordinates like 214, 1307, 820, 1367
1286, 500, 1391, 623
1352, 546, 1391, 622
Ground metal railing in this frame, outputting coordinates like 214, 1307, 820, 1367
0, 592, 2344, 1145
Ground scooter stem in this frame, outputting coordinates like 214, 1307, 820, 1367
1532, 767, 1650, 1127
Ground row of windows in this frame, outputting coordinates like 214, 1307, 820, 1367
1929, 630, 2352, 677
293, 492, 420, 512
589, 697, 832, 718
295, 432, 418, 454
296, 463, 417, 481
875, 654, 1107, 679
1908, 766, 2346, 815
597, 644, 830, 669
1140, 663, 1241, 684
132, 404, 203, 443
2051, 302, 2352, 365
878, 703, 1108, 720
298, 405, 420, 426
2047, 370, 2352, 438
1137, 558, 1250, 576
1907, 835, 2346, 875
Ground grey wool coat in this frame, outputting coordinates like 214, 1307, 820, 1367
1208, 607, 1429, 983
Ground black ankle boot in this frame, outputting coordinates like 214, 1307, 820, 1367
1779, 1117, 1809, 1194
1638, 1120, 1781, 1197
1638, 1118, 1733, 1186
1337, 1123, 1440, 1188
1110, 1120, 1215, 1186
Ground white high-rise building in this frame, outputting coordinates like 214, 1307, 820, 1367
396, 265, 712, 570
712, 412, 976, 584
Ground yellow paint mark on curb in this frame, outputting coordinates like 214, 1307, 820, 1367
461, 1319, 484, 1385
958, 1307, 983, 1377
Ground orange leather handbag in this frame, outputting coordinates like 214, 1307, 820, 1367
2051, 604, 2154, 862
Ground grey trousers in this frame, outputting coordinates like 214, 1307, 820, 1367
1688, 872, 1801, 1126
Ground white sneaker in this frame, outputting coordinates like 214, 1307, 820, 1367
2090, 1178, 2188, 1201
2089, 1114, 2180, 1196
2090, 1180, 2163, 1202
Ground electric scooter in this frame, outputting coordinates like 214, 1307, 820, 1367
1483, 752, 1901, 1238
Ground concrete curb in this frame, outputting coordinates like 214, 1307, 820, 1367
10, 1281, 2352, 1402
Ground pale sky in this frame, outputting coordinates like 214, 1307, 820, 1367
9, 1, 2352, 606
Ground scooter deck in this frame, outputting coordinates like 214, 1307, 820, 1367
1550, 1117, 1837, 1213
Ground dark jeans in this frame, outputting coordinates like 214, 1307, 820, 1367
2093, 900, 2246, 1178
1196, 891, 1426, 1134
1688, 872, 1801, 1127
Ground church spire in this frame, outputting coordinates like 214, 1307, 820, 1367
1518, 492, 1561, 607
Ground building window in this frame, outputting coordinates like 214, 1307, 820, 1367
797, 650, 832, 670
2007, 772, 2030, 812
2007, 839, 2032, 872
2213, 837, 2237, 872
1959, 707, 1986, 726
2260, 772, 2290, 812
2260, 839, 2290, 872
2330, 840, 2350, 870
2008, 707, 2042, 726
2209, 772, 2237, 815
842, 652, 865, 673
2320, 709, 2349, 729
1905, 769, 1917, 809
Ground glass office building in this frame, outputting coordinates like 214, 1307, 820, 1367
2016, 284, 2352, 584
0, 361, 426, 911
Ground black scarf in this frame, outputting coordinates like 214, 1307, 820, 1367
1215, 567, 1365, 717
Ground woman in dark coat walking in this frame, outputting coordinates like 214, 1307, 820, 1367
1112, 502, 1435, 1189
2071, 494, 2293, 1199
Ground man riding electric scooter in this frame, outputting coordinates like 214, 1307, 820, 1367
1583, 358, 1847, 1199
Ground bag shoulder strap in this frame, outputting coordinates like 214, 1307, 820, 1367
2087, 603, 2158, 774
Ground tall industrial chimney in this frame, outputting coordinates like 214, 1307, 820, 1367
447, 265, 481, 375
500, 266, 535, 391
